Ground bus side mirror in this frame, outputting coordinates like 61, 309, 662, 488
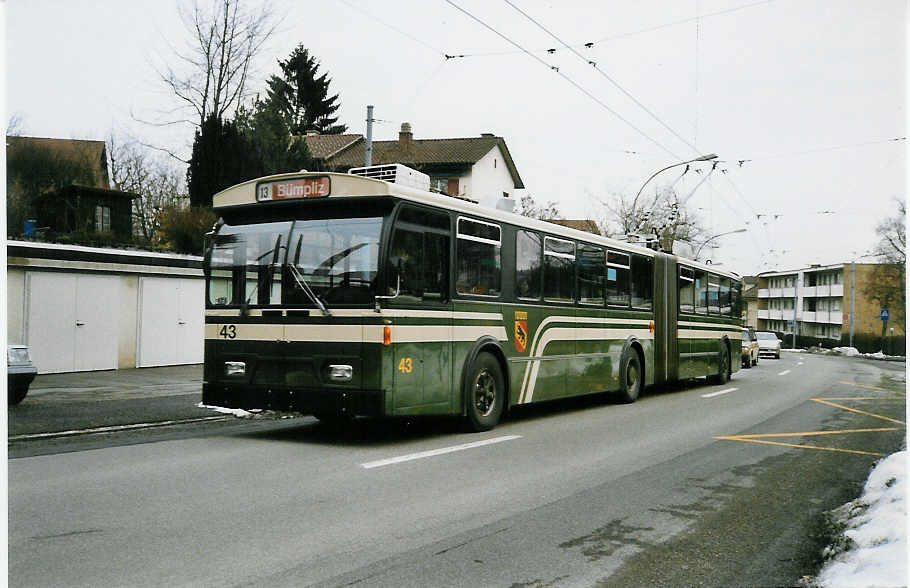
374, 274, 401, 312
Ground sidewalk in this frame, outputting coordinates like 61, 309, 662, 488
28, 364, 203, 403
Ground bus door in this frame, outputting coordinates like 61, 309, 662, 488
653, 253, 678, 384
387, 206, 452, 410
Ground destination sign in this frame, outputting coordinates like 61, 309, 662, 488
257, 177, 331, 201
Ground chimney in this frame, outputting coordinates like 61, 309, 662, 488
399, 122, 413, 150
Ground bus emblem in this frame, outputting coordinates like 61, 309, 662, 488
514, 320, 528, 352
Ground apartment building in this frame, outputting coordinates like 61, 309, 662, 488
754, 263, 903, 341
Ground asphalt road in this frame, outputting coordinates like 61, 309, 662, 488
8, 354, 906, 587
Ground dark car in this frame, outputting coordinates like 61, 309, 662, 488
8, 344, 37, 405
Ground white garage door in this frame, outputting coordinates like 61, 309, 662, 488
26, 272, 120, 373
138, 277, 204, 367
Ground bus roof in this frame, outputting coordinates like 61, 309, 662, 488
212, 171, 741, 281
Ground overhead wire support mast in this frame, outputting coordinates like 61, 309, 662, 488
444, 0, 682, 161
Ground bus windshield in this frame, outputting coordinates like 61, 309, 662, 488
207, 216, 383, 308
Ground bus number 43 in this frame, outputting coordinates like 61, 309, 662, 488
219, 325, 237, 339
398, 357, 413, 374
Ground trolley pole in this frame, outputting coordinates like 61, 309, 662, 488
365, 105, 374, 167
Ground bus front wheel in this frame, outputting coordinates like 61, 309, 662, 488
464, 352, 504, 432
617, 348, 642, 403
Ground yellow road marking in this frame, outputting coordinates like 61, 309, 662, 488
713, 436, 885, 457
811, 398, 905, 425
720, 428, 900, 439
838, 381, 906, 394
815, 397, 905, 401
715, 394, 904, 456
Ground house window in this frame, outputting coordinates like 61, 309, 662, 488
95, 205, 111, 233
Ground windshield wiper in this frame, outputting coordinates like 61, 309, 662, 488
288, 263, 331, 316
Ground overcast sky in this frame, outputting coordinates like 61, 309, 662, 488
5, 0, 906, 275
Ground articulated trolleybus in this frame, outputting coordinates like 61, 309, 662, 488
202, 164, 743, 431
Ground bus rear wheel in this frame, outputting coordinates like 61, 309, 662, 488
709, 344, 730, 385
617, 348, 642, 403
464, 352, 504, 432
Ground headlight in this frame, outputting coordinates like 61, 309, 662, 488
7, 347, 30, 364
224, 361, 246, 376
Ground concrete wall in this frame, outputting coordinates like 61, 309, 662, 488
7, 267, 26, 344
7, 241, 203, 373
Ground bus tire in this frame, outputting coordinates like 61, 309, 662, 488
617, 347, 642, 404
709, 344, 730, 385
464, 352, 504, 432
8, 386, 28, 406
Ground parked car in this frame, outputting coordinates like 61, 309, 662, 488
755, 331, 782, 359
7, 344, 37, 405
741, 328, 759, 368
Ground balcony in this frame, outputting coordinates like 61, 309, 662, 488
758, 288, 770, 298
801, 284, 844, 298
758, 309, 769, 319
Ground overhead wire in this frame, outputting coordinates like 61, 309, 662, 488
443, 0, 777, 58
337, 0, 448, 57
502, 0, 770, 250
444, 0, 684, 161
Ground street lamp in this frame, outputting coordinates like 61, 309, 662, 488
631, 153, 719, 217
694, 228, 747, 260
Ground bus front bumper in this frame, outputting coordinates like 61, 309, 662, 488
202, 383, 385, 417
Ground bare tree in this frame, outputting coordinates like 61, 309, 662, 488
517, 194, 562, 220
159, 0, 278, 130
109, 136, 187, 244
600, 186, 706, 254
7, 112, 26, 136
864, 199, 906, 334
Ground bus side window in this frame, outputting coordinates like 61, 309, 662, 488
388, 206, 450, 303
631, 254, 653, 310
456, 218, 501, 297
578, 243, 605, 305
606, 250, 630, 307
544, 237, 575, 303
516, 230, 542, 300
708, 276, 721, 315
719, 277, 731, 316
695, 269, 708, 315
679, 267, 695, 313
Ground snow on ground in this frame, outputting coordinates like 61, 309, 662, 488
817, 450, 907, 588
782, 347, 906, 361
197, 402, 264, 418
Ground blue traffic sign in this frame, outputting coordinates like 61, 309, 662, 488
881, 309, 890, 321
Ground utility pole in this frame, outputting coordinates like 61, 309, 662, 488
792, 273, 798, 349
365, 105, 374, 167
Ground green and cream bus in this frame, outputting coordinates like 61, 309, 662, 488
202, 165, 743, 431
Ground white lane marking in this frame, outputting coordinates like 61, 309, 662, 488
361, 435, 522, 469
701, 387, 739, 399
8, 416, 228, 441
778, 369, 791, 376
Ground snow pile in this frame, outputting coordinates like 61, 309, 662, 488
810, 347, 905, 361
817, 450, 907, 588
831, 346, 862, 357
196, 402, 263, 418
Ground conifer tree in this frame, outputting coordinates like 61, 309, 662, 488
186, 115, 260, 206
265, 45, 347, 135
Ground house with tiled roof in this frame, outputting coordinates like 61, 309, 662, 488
6, 136, 136, 240
302, 123, 524, 208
